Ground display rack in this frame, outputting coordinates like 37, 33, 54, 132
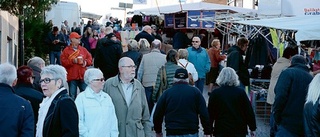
249, 78, 271, 124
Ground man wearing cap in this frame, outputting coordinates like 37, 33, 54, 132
273, 55, 313, 136
153, 68, 212, 137
94, 32, 123, 80
61, 32, 93, 100
45, 26, 67, 65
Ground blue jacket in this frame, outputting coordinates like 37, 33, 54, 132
0, 83, 34, 137
273, 64, 313, 135
187, 47, 211, 78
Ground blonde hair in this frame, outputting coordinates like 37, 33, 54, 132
139, 38, 150, 49
178, 49, 188, 59
211, 39, 220, 47
305, 74, 320, 105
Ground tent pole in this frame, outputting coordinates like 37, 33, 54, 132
155, 0, 161, 15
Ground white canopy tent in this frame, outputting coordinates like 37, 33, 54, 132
235, 16, 320, 43
132, 2, 257, 15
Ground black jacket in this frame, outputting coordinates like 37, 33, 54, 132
121, 50, 143, 77
304, 100, 320, 137
94, 38, 123, 80
43, 89, 79, 137
14, 83, 44, 129
134, 31, 155, 45
273, 64, 313, 135
153, 82, 211, 135
208, 85, 256, 135
227, 45, 250, 86
45, 32, 67, 52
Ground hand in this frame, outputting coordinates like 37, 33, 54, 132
156, 133, 163, 137
73, 58, 78, 64
250, 131, 255, 137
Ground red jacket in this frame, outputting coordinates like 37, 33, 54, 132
61, 45, 92, 82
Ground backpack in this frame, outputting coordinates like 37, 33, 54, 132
178, 62, 195, 85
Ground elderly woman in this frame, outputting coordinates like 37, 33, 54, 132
75, 68, 118, 137
139, 38, 151, 55
304, 74, 320, 136
177, 49, 198, 85
36, 65, 79, 137
14, 65, 44, 131
208, 67, 256, 137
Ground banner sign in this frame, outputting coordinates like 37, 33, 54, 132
202, 10, 215, 28
174, 13, 187, 29
187, 10, 201, 28
164, 14, 174, 28
133, 0, 147, 4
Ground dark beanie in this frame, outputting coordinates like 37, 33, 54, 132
291, 55, 307, 65
106, 33, 115, 39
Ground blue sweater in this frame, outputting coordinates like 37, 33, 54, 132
187, 47, 211, 78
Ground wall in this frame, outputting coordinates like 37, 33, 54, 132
0, 10, 19, 66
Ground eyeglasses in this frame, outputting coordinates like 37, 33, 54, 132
92, 78, 105, 82
39, 78, 56, 84
122, 65, 137, 69
192, 41, 199, 43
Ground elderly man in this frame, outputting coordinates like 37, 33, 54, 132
104, 57, 152, 137
135, 25, 155, 45
0, 63, 34, 136
187, 35, 211, 93
27, 56, 46, 92
273, 55, 313, 136
138, 39, 166, 114
153, 68, 211, 137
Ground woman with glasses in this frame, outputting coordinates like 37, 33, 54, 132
75, 68, 118, 137
36, 65, 79, 137
14, 65, 44, 133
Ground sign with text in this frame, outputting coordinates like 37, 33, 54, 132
174, 13, 187, 29
164, 14, 174, 28
187, 10, 201, 28
202, 10, 215, 28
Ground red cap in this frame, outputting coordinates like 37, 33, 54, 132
69, 32, 81, 39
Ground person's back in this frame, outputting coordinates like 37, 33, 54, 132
0, 63, 34, 137
273, 55, 313, 136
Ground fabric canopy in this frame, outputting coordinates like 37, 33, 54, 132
236, 16, 320, 42
132, 2, 257, 15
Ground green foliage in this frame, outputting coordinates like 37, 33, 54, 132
24, 16, 52, 63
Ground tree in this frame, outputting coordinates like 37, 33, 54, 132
0, 0, 58, 65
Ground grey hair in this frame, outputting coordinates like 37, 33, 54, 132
216, 67, 240, 87
178, 49, 188, 59
84, 68, 104, 85
151, 39, 161, 49
128, 39, 139, 51
105, 26, 113, 35
41, 65, 67, 87
139, 38, 150, 48
0, 63, 17, 85
173, 78, 189, 83
118, 57, 134, 68
27, 56, 45, 68
305, 74, 320, 105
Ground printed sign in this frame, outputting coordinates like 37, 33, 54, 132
202, 10, 215, 28
187, 10, 201, 28
174, 13, 187, 29
164, 14, 174, 28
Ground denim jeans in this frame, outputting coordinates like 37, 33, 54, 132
167, 133, 198, 137
49, 51, 61, 65
276, 125, 301, 137
195, 78, 205, 93
68, 80, 87, 100
144, 86, 154, 114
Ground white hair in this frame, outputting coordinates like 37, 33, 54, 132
41, 65, 67, 88
173, 78, 189, 83
305, 74, 320, 105
84, 68, 104, 85
216, 67, 240, 87
105, 26, 113, 35
0, 63, 17, 85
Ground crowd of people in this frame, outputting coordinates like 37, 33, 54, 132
1, 19, 320, 137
